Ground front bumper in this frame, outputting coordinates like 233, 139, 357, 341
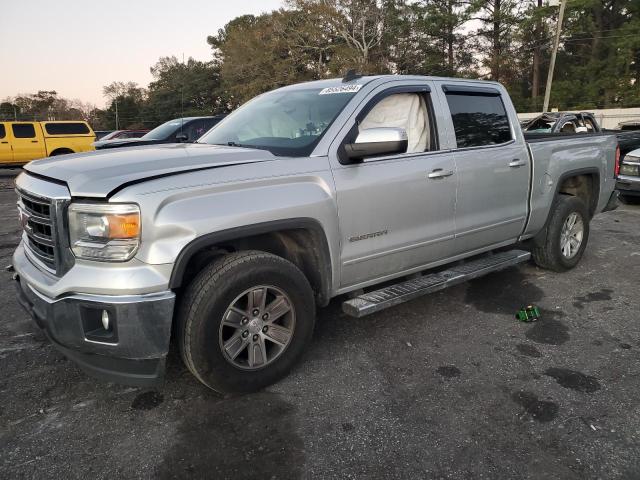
616, 175, 640, 197
13, 249, 175, 387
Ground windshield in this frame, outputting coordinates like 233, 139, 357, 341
99, 131, 121, 141
142, 119, 183, 140
199, 87, 359, 156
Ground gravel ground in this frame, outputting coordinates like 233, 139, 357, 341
0, 170, 639, 479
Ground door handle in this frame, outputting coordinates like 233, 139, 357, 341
31, 140, 38, 143
428, 168, 454, 179
509, 159, 526, 168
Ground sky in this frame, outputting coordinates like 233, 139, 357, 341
0, 0, 283, 107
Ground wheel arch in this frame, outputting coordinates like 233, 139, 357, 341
556, 168, 600, 218
49, 148, 74, 156
531, 167, 600, 247
169, 218, 333, 306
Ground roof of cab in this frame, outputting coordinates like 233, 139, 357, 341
277, 74, 503, 92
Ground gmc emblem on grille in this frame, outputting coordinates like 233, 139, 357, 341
18, 207, 32, 234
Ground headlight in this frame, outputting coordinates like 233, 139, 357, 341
620, 163, 639, 177
68, 203, 140, 261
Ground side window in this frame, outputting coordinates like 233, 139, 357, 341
185, 120, 209, 141
12, 123, 36, 138
574, 118, 588, 133
444, 92, 512, 148
0, 124, 5, 139
202, 118, 220, 134
559, 121, 576, 133
359, 92, 434, 153
44, 122, 90, 135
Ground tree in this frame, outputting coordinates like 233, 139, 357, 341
208, 11, 322, 105
102, 82, 145, 129
528, 0, 546, 105
549, 0, 640, 110
290, 0, 388, 72
145, 56, 226, 123
414, 0, 479, 77
471, 0, 524, 83
0, 101, 18, 121
378, 0, 422, 74
10, 90, 59, 120
500, 0, 554, 111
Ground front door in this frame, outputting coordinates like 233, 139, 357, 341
0, 124, 13, 163
330, 86, 458, 289
10, 123, 46, 163
439, 85, 530, 254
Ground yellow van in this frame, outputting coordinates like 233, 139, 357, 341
0, 121, 95, 166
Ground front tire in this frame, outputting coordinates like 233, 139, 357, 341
532, 195, 590, 272
177, 251, 315, 394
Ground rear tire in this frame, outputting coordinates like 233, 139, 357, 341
176, 251, 315, 394
532, 195, 590, 272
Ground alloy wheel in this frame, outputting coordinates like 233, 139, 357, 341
219, 285, 296, 370
560, 212, 584, 259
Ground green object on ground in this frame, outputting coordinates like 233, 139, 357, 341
516, 305, 540, 322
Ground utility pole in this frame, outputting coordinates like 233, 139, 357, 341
531, 0, 543, 110
115, 97, 119, 130
543, 0, 567, 112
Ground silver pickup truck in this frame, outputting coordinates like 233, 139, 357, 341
12, 75, 619, 393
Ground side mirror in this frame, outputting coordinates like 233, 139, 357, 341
175, 133, 189, 142
344, 127, 408, 161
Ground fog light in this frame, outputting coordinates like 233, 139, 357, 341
81, 307, 117, 343
101, 310, 110, 330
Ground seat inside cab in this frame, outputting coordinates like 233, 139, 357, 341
360, 93, 429, 153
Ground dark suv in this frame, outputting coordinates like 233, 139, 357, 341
94, 116, 225, 150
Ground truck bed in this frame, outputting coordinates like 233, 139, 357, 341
522, 132, 617, 240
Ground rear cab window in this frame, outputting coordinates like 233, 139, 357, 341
12, 123, 36, 138
44, 122, 91, 135
583, 117, 597, 132
0, 124, 5, 139
443, 86, 512, 148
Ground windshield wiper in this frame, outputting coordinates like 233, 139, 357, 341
209, 141, 271, 151
209, 141, 250, 148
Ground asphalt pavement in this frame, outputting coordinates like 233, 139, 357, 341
0, 170, 639, 479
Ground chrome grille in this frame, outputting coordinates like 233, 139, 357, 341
17, 189, 57, 270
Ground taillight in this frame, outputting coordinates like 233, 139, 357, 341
615, 146, 621, 177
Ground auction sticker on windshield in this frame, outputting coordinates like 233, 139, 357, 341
319, 85, 363, 95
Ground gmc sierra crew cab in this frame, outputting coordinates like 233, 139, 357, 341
12, 75, 620, 394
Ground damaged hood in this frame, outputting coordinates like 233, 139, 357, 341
24, 143, 276, 198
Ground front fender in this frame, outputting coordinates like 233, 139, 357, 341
111, 156, 340, 298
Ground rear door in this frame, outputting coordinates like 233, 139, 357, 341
0, 124, 12, 163
10, 123, 46, 162
436, 83, 530, 254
